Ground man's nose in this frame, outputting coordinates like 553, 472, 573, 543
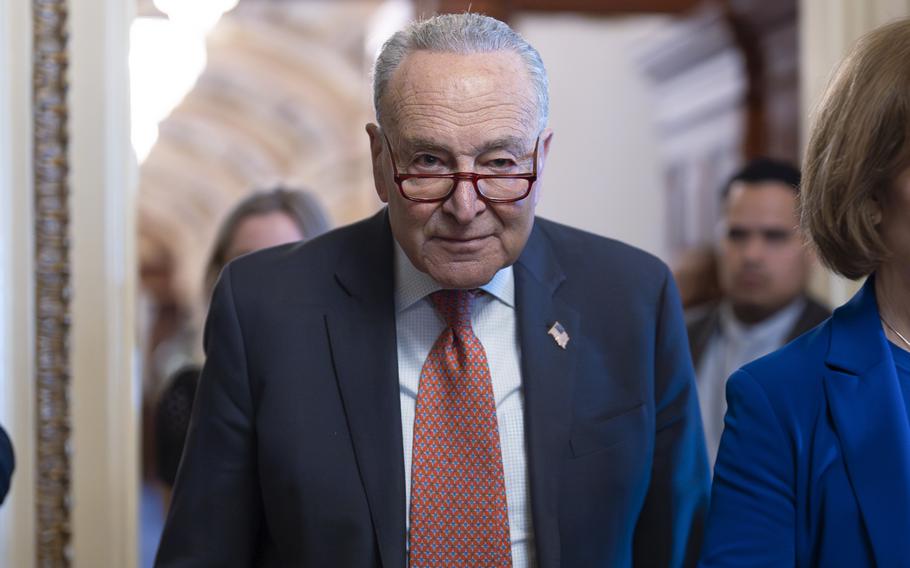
741, 235, 766, 261
442, 178, 485, 223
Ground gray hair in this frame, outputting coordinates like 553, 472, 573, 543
372, 12, 549, 132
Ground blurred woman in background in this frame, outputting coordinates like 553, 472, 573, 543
700, 18, 910, 567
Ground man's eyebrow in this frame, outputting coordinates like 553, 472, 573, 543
477, 136, 532, 155
726, 224, 798, 234
399, 137, 451, 155
399, 136, 533, 156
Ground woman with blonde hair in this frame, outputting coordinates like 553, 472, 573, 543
700, 18, 910, 566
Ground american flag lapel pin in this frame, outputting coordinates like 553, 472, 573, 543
547, 321, 570, 349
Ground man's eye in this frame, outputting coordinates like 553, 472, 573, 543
483, 158, 519, 172
726, 228, 749, 242
413, 154, 444, 168
763, 229, 792, 243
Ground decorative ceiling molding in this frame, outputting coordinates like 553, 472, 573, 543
137, 1, 381, 309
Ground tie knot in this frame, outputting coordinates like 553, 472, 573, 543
429, 289, 478, 330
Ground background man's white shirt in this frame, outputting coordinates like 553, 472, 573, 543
697, 297, 806, 468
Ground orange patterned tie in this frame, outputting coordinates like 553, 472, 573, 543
408, 289, 512, 568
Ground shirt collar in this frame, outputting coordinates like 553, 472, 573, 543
393, 241, 515, 312
718, 296, 807, 342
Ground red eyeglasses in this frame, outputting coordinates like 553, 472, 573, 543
383, 133, 539, 203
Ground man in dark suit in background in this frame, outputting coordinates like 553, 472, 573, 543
157, 13, 708, 567
687, 158, 829, 468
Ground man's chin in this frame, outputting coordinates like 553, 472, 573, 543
729, 299, 782, 325
426, 262, 498, 290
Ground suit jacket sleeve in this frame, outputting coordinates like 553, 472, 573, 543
155, 265, 262, 566
698, 369, 795, 567
0, 424, 13, 505
634, 267, 710, 567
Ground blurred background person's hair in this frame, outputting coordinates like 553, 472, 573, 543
801, 22, 910, 280
203, 187, 332, 299
719, 157, 801, 202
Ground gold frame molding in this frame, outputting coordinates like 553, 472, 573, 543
33, 0, 72, 564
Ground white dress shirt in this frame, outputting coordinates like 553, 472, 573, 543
394, 243, 535, 568
697, 297, 806, 468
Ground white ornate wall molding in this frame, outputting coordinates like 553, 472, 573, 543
69, 0, 138, 565
632, 4, 746, 253
0, 0, 37, 565
137, 1, 380, 318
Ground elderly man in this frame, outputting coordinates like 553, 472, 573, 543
157, 13, 708, 568
687, 158, 829, 467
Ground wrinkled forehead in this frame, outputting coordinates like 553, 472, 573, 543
380, 50, 540, 143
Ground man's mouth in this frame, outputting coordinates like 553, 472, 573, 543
431, 234, 492, 252
435, 235, 489, 242
735, 272, 767, 287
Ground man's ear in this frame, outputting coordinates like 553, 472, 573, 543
529, 128, 554, 207
537, 127, 554, 177
366, 123, 389, 203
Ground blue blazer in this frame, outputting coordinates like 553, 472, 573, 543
700, 276, 910, 567
157, 210, 709, 567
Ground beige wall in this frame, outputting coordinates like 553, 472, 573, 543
516, 14, 672, 261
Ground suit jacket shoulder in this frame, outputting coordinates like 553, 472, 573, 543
686, 296, 831, 369
702, 277, 910, 567
733, 316, 831, 424
531, 217, 672, 300
225, 211, 390, 301
732, 294, 832, 406
785, 297, 830, 342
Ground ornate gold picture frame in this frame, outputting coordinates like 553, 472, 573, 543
33, 0, 71, 564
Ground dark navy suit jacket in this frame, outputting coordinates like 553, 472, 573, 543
0, 425, 13, 505
156, 210, 709, 567
700, 276, 910, 566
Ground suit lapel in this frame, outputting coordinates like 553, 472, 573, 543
515, 225, 580, 568
823, 277, 910, 566
326, 211, 406, 568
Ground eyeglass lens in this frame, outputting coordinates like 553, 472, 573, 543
401, 177, 530, 200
